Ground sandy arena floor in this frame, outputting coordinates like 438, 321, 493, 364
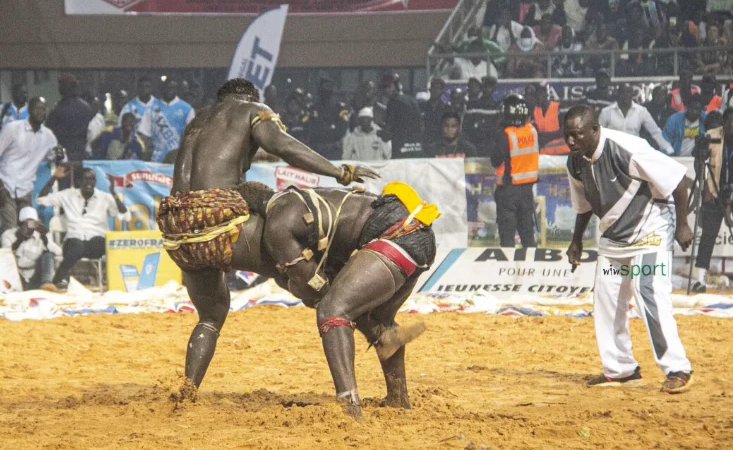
1, 307, 732, 450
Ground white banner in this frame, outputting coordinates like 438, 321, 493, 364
227, 5, 288, 100
418, 247, 597, 299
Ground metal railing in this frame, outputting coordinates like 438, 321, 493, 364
427, 45, 731, 81
427, 0, 485, 60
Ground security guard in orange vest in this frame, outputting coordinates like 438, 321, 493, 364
490, 94, 539, 248
526, 82, 570, 155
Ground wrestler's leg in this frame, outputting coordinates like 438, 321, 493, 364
316, 250, 407, 416
181, 268, 230, 396
356, 277, 420, 409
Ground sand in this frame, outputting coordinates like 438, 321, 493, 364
1, 307, 732, 450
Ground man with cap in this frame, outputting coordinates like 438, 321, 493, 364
342, 107, 391, 161
585, 69, 615, 112
1, 206, 61, 291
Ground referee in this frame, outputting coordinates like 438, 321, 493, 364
564, 104, 694, 394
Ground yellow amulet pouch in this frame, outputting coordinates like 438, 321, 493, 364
381, 181, 441, 226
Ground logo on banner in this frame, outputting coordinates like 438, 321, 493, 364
110, 170, 173, 189
275, 166, 320, 191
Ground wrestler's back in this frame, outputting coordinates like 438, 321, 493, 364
172, 100, 259, 193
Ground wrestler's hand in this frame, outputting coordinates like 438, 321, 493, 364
566, 240, 582, 273
338, 164, 379, 186
675, 220, 694, 252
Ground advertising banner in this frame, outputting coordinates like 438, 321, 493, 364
227, 5, 288, 100
84, 160, 174, 232
64, 0, 458, 15
106, 230, 182, 291
418, 247, 597, 298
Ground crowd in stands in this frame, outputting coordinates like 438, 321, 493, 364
434, 0, 733, 79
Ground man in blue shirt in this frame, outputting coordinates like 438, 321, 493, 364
138, 78, 195, 162
92, 112, 146, 160
118, 76, 154, 126
0, 84, 28, 130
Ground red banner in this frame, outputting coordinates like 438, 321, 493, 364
65, 0, 458, 15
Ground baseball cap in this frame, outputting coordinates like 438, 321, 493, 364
18, 207, 39, 223
358, 107, 374, 118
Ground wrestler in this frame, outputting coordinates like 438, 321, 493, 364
156, 79, 378, 402
239, 180, 439, 417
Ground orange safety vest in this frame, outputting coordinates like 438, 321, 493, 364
670, 86, 701, 111
706, 95, 723, 113
496, 122, 540, 186
533, 102, 570, 155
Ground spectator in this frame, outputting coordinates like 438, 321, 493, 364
82, 91, 106, 159
654, 15, 698, 73
700, 75, 724, 113
450, 88, 468, 117
138, 78, 195, 163
451, 37, 498, 80
421, 77, 450, 146
599, 83, 674, 154
349, 80, 378, 132
485, 7, 525, 53
663, 94, 707, 156
46, 73, 93, 163
585, 69, 615, 111
309, 76, 350, 160
0, 83, 28, 130
562, 0, 589, 36
533, 13, 563, 50
92, 112, 146, 160
119, 76, 155, 125
458, 26, 508, 75
342, 107, 391, 161
36, 167, 131, 291
697, 24, 727, 74
644, 84, 674, 129
552, 26, 584, 77
524, 0, 566, 27
670, 69, 700, 112
637, 0, 666, 38
282, 92, 312, 146
0, 97, 60, 235
105, 89, 128, 127
507, 27, 546, 78
379, 73, 424, 159
526, 82, 570, 154
1, 206, 60, 291
618, 28, 655, 76
466, 77, 483, 110
425, 111, 477, 158
480, 76, 500, 109
584, 23, 619, 75
264, 84, 281, 114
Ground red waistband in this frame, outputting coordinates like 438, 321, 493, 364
362, 239, 417, 277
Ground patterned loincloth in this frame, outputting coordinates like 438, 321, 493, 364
156, 188, 250, 272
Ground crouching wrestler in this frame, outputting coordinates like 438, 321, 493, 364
156, 77, 378, 404
239, 180, 440, 417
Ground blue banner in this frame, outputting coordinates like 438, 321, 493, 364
84, 160, 174, 231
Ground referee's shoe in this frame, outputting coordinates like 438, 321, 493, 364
585, 366, 642, 387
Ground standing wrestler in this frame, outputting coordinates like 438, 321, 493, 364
564, 105, 694, 393
237, 181, 438, 416
157, 79, 378, 401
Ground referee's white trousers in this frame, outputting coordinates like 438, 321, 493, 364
594, 251, 692, 378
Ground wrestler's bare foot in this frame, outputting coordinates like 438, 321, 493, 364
171, 378, 198, 407
375, 322, 426, 361
337, 390, 364, 419
383, 394, 411, 409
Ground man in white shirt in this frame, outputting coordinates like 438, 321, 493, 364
0, 97, 60, 234
36, 166, 131, 290
486, 7, 524, 53
599, 84, 675, 155
1, 206, 61, 291
564, 105, 694, 394
342, 107, 391, 161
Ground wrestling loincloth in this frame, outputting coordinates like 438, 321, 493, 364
156, 188, 250, 272
358, 182, 439, 277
